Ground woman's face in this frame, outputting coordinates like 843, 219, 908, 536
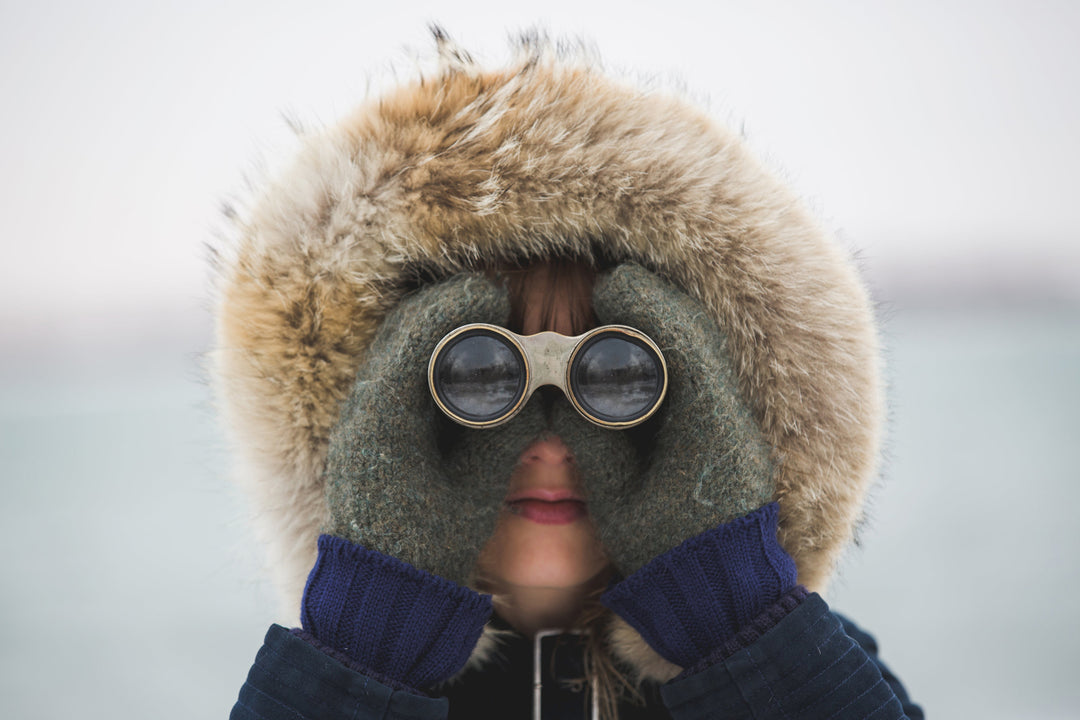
475, 433, 608, 589
472, 262, 610, 612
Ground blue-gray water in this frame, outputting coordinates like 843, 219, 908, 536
2, 303, 1078, 718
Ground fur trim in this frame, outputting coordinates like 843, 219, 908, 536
451, 622, 517, 681
457, 615, 681, 686
211, 32, 883, 668
608, 615, 683, 684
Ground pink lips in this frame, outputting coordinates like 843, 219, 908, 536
504, 489, 587, 525
507, 499, 587, 525
505, 436, 588, 525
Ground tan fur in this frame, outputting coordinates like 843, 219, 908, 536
452, 623, 518, 680
608, 616, 683, 684
211, 38, 883, 672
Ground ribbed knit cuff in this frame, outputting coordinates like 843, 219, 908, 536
601, 503, 798, 669
301, 535, 492, 690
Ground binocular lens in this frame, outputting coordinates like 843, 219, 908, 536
570, 335, 664, 424
432, 331, 526, 423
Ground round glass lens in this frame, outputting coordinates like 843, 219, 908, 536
434, 331, 526, 423
571, 335, 663, 423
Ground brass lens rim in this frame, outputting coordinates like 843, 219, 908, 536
428, 323, 667, 429
565, 326, 668, 428
428, 325, 530, 428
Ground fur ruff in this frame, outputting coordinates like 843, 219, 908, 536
211, 35, 883, 682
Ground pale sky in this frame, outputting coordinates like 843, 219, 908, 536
1, 0, 1078, 333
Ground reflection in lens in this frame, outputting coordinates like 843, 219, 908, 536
571, 335, 662, 422
434, 333, 525, 422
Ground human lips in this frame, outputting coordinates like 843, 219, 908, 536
505, 496, 588, 525
504, 436, 588, 525
504, 488, 583, 504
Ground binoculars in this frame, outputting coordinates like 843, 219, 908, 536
429, 324, 668, 429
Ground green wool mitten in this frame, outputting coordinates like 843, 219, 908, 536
567, 264, 777, 576
324, 274, 521, 587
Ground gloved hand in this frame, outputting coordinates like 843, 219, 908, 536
321, 273, 514, 585
578, 264, 798, 668
302, 273, 514, 690
582, 263, 776, 572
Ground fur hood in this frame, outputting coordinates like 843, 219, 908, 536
211, 35, 883, 681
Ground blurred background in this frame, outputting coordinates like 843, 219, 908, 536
2, 1, 1077, 717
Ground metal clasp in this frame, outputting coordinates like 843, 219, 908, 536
533, 629, 599, 720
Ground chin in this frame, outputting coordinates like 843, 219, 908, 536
477, 518, 608, 590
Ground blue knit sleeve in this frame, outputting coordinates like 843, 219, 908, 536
300, 535, 492, 691
601, 503, 798, 668
660, 594, 924, 720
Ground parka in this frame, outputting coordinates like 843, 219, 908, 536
213, 34, 923, 719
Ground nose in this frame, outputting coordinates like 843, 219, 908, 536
520, 435, 573, 466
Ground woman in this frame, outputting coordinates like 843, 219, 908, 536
214, 35, 922, 719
